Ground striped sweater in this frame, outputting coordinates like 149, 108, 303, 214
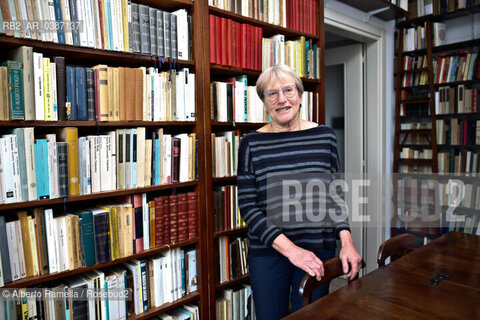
237, 125, 350, 255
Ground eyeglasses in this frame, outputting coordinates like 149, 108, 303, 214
264, 85, 297, 102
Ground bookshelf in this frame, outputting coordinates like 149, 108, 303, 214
0, 0, 209, 319
393, 2, 480, 242
0, 0, 329, 318
202, 0, 325, 318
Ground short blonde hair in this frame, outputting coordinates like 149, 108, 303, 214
256, 64, 304, 101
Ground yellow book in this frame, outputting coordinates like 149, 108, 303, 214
116, 203, 125, 258
17, 211, 35, 277
64, 215, 75, 270
122, 203, 133, 256
43, 58, 52, 120
68, 214, 83, 268
144, 139, 152, 187
58, 127, 80, 196
98, 204, 119, 260
149, 201, 155, 248
121, 0, 129, 51
92, 65, 109, 121
27, 216, 39, 275
99, 0, 108, 49
113, 67, 120, 121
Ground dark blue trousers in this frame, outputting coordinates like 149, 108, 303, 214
248, 249, 335, 320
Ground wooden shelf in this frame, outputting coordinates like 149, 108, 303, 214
0, 181, 198, 212
397, 6, 480, 27
210, 64, 321, 85
1, 238, 198, 288
211, 121, 265, 130
209, 7, 319, 39
212, 176, 238, 184
215, 274, 250, 291
399, 129, 433, 135
129, 292, 200, 320
400, 99, 430, 104
0, 120, 197, 128
404, 38, 480, 56
0, 35, 195, 68
396, 159, 435, 165
334, 0, 408, 21
437, 145, 480, 151
214, 227, 248, 238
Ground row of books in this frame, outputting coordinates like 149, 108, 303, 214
438, 149, 480, 174
402, 22, 445, 52
262, 34, 321, 79
0, 1, 191, 59
0, 46, 196, 122
407, 0, 480, 18
402, 55, 428, 87
0, 127, 197, 204
213, 185, 246, 232
216, 236, 249, 284
210, 77, 316, 123
1, 250, 198, 319
398, 164, 433, 173
209, 0, 317, 35
434, 52, 479, 84
212, 132, 240, 178
435, 85, 479, 114
400, 148, 433, 159
446, 214, 480, 235
209, 15, 263, 71
436, 119, 480, 145
216, 285, 255, 320
0, 191, 198, 284
438, 180, 480, 209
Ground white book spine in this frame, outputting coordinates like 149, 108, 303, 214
55, 217, 69, 271
142, 193, 149, 250
85, 137, 91, 194
106, 134, 113, 191
116, 271, 127, 319
175, 71, 185, 121
178, 134, 189, 182
162, 135, 171, 184
23, 128, 37, 201
172, 10, 188, 60
46, 0, 58, 42
110, 0, 119, 51
61, 0, 73, 45
83, 0, 95, 48
92, 0, 102, 49
78, 137, 86, 195
6, 221, 20, 281
14, 220, 26, 278
10, 135, 22, 202
136, 127, 145, 188
0, 140, 4, 203
109, 131, 116, 191
1, 137, 17, 203
99, 135, 109, 192
33, 52, 45, 121
186, 73, 195, 121
50, 62, 58, 121
0, 243, 3, 286
46, 135, 57, 199
89, 136, 100, 193
116, 0, 124, 51
146, 74, 152, 121
77, 0, 87, 46
18, 0, 32, 38
153, 73, 160, 121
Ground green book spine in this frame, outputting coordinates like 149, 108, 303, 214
74, 211, 96, 267
2, 60, 24, 120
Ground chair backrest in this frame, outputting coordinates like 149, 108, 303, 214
298, 257, 366, 306
377, 233, 416, 267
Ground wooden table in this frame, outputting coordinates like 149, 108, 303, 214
284, 232, 480, 319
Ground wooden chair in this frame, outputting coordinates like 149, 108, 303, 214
377, 234, 416, 267
298, 257, 366, 306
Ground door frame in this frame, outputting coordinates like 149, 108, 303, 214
325, 7, 386, 272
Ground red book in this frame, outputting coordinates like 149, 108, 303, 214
177, 193, 189, 241
97, 0, 105, 49
154, 196, 164, 246
209, 14, 216, 64
236, 22, 242, 68
169, 195, 178, 243
163, 196, 170, 244
132, 194, 144, 254
312, 0, 317, 34
231, 21, 237, 68
216, 16, 222, 65
246, 25, 252, 70
187, 191, 198, 239
257, 27, 263, 70
221, 17, 228, 66
171, 137, 181, 183
241, 23, 247, 69
227, 19, 232, 66
304, 0, 308, 33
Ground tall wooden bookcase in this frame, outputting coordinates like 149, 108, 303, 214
0, 0, 330, 319
392, 4, 480, 242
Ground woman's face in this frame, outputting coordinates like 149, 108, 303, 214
263, 77, 302, 127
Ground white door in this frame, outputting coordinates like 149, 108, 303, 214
325, 44, 365, 269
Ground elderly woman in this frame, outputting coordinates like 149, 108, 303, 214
237, 64, 362, 319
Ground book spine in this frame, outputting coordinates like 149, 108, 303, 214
66, 65, 77, 120
42, 58, 52, 120
54, 56, 66, 121
76, 67, 88, 120
34, 139, 49, 200
5, 60, 24, 119
93, 212, 110, 264
56, 142, 69, 198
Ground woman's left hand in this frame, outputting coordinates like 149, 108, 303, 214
339, 230, 363, 280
